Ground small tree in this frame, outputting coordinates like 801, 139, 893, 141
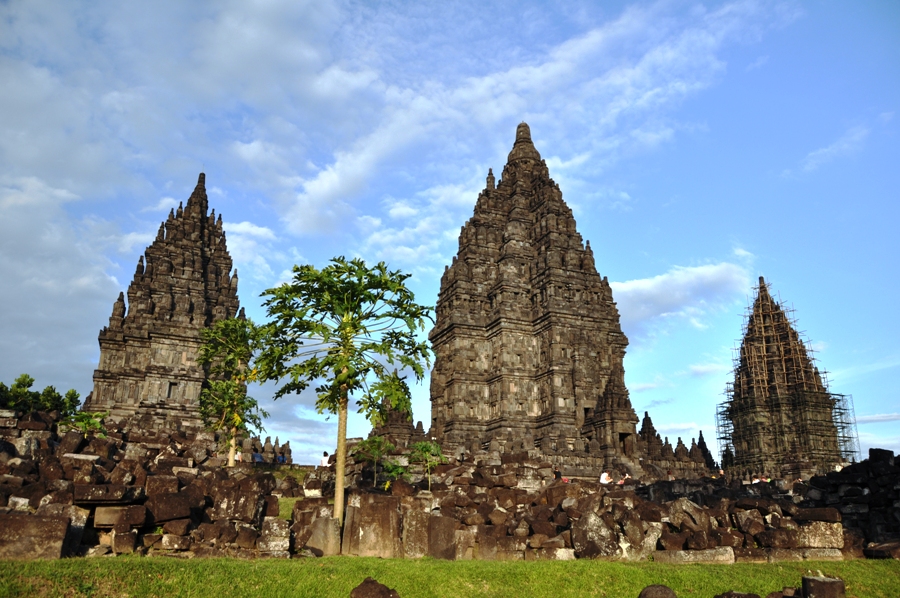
409, 440, 446, 492
198, 317, 268, 467
0, 374, 80, 417
66, 411, 108, 438
380, 460, 408, 486
353, 435, 395, 487
256, 257, 433, 525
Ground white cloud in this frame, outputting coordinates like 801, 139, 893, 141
745, 55, 769, 71
732, 247, 754, 260
656, 422, 699, 435
140, 197, 179, 213
800, 125, 869, 172
688, 362, 731, 377
856, 413, 900, 424
0, 176, 119, 396
631, 382, 662, 393
115, 231, 155, 254
611, 262, 750, 342
829, 354, 900, 383
224, 221, 276, 240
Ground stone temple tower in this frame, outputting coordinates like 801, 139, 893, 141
429, 123, 639, 462
718, 276, 858, 479
83, 173, 241, 432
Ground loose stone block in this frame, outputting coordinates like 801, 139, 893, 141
653, 547, 735, 564
306, 517, 341, 556
0, 513, 70, 559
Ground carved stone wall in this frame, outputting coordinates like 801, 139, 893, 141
427, 123, 709, 479
83, 174, 241, 432
723, 277, 846, 479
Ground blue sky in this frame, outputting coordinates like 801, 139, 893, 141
1, 1, 897, 465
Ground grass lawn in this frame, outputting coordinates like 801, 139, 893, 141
0, 557, 897, 598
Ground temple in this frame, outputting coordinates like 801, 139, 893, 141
716, 276, 859, 479
83, 173, 241, 432
420, 123, 711, 479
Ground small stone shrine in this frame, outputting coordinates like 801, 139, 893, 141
83, 173, 241, 432
717, 276, 859, 479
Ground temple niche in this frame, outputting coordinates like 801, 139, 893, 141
423, 123, 711, 479
717, 277, 859, 480
83, 173, 241, 432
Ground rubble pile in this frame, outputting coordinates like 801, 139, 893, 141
794, 448, 900, 559
1, 406, 897, 564
291, 448, 899, 562
0, 408, 302, 559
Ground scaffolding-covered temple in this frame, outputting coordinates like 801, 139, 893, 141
716, 276, 859, 479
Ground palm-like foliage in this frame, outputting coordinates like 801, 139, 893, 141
256, 257, 433, 524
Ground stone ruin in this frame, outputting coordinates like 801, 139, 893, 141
83, 173, 241, 433
389, 122, 712, 480
717, 277, 860, 480
0, 405, 897, 569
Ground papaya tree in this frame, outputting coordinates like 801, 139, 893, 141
198, 317, 268, 467
255, 257, 432, 525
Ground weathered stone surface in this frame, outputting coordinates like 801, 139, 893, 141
210, 488, 264, 524
801, 576, 845, 598
571, 511, 618, 558
111, 529, 137, 554
162, 518, 191, 536
74, 484, 142, 504
425, 123, 710, 480
306, 517, 341, 556
160, 534, 191, 551
400, 501, 430, 558
235, 525, 258, 549
83, 173, 242, 435
0, 513, 70, 559
653, 547, 735, 564
354, 494, 402, 558
258, 517, 290, 552
145, 492, 192, 523
146, 475, 179, 496
350, 577, 401, 598
720, 276, 850, 479
35, 504, 89, 557
428, 515, 458, 560
863, 541, 900, 559
796, 521, 843, 549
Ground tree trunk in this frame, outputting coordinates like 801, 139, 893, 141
333, 389, 348, 526
228, 428, 237, 467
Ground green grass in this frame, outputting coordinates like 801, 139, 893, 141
278, 497, 297, 520
0, 558, 897, 598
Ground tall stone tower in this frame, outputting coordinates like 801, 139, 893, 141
429, 123, 638, 461
83, 173, 241, 432
718, 276, 857, 479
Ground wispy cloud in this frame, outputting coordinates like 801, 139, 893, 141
611, 262, 749, 342
800, 125, 869, 172
745, 55, 769, 71
829, 354, 900, 383
688, 362, 731, 377
856, 413, 900, 424
140, 197, 179, 213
